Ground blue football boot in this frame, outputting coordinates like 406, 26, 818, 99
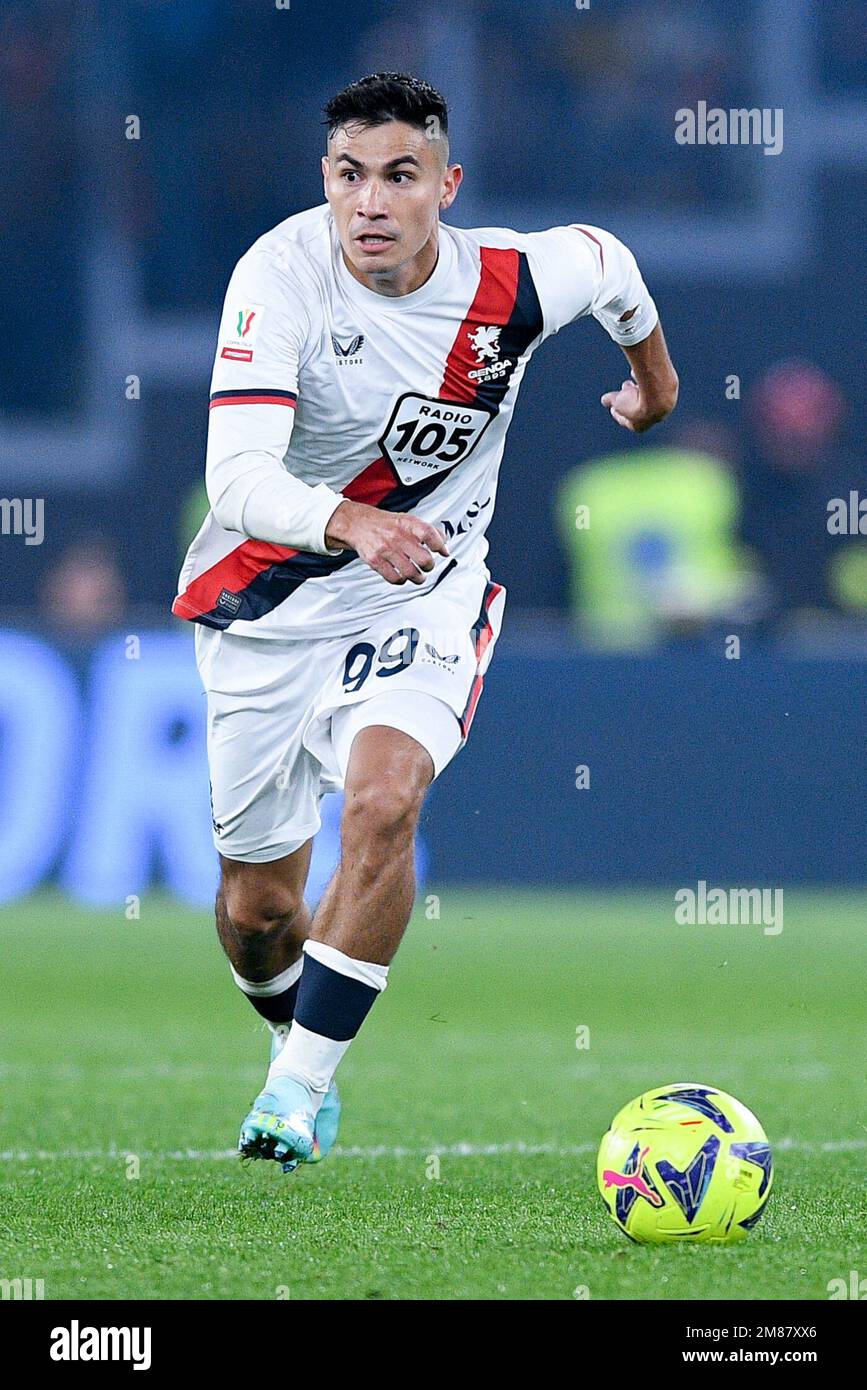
237, 1030, 341, 1172
238, 1073, 316, 1172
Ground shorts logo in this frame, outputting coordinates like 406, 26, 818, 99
217, 588, 242, 616
423, 642, 460, 668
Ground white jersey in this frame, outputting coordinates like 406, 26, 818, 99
173, 203, 657, 639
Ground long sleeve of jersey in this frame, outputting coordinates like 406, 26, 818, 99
205, 248, 345, 555
523, 223, 659, 347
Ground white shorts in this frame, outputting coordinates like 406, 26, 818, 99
195, 564, 506, 863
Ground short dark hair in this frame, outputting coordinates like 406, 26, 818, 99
323, 72, 449, 141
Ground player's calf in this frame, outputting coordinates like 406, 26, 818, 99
220, 851, 345, 1169
315, 724, 433, 961
217, 848, 313, 1024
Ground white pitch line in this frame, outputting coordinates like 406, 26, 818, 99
0, 1137, 864, 1163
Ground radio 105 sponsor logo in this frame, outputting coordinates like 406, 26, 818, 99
379, 392, 494, 485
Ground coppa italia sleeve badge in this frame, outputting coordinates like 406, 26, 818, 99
220, 303, 265, 362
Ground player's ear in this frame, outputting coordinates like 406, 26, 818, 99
321, 154, 330, 192
440, 163, 463, 212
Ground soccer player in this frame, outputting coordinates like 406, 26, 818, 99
173, 72, 678, 1171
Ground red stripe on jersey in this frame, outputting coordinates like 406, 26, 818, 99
172, 537, 296, 622
341, 454, 396, 508
439, 246, 521, 404
209, 394, 297, 409
571, 225, 604, 274
172, 453, 399, 622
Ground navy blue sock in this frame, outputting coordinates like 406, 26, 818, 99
245, 977, 300, 1025
294, 952, 380, 1041
231, 959, 303, 1024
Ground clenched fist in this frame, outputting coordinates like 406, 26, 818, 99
600, 378, 674, 434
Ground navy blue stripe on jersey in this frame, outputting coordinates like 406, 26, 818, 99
209, 387, 297, 407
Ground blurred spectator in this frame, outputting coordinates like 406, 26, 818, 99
39, 538, 127, 633
740, 361, 866, 629
556, 419, 754, 648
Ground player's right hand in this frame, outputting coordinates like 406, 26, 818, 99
324, 499, 449, 585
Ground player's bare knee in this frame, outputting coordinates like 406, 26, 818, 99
219, 879, 304, 939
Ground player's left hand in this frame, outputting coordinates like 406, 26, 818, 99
601, 378, 669, 433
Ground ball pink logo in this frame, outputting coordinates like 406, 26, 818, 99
602, 1145, 664, 1206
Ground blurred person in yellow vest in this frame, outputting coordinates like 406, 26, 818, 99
180, 481, 210, 565
556, 418, 756, 647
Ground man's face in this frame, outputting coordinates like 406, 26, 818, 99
322, 120, 461, 283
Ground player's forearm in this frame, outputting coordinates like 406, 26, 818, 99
622, 323, 679, 427
208, 456, 345, 554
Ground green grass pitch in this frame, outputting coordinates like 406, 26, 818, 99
1, 888, 865, 1300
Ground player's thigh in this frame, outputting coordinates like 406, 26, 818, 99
197, 626, 326, 864
333, 692, 458, 794
339, 718, 436, 835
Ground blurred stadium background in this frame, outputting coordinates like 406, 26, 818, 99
2, 0, 867, 1303
1, 0, 865, 903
